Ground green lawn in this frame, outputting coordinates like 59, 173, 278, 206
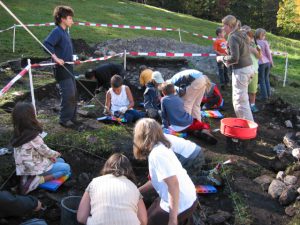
0, 0, 299, 102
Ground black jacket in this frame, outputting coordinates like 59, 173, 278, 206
94, 63, 125, 89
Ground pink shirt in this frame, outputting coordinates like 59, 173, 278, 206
257, 39, 273, 65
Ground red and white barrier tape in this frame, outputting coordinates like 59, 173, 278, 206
128, 52, 216, 57
31, 54, 120, 68
271, 51, 288, 56
15, 22, 55, 27
0, 65, 30, 97
0, 25, 15, 33
181, 29, 216, 41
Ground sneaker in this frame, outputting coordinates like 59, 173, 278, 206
24, 176, 42, 194
250, 104, 259, 113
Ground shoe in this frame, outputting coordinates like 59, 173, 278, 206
71, 119, 82, 126
250, 104, 259, 113
23, 176, 42, 194
193, 129, 218, 145
59, 120, 75, 128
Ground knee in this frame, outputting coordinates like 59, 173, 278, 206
62, 163, 71, 175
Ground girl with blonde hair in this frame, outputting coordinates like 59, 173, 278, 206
134, 118, 198, 225
217, 15, 254, 121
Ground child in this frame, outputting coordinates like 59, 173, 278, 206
255, 28, 273, 101
201, 82, 224, 109
139, 65, 153, 90
143, 71, 163, 120
133, 118, 197, 225
105, 75, 144, 123
161, 82, 217, 145
77, 153, 147, 225
11, 102, 71, 194
242, 25, 262, 113
213, 27, 229, 89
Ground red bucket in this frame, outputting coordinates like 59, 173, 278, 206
220, 118, 258, 140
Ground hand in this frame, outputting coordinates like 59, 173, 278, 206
34, 200, 42, 212
119, 106, 128, 114
50, 157, 57, 163
216, 56, 224, 62
103, 108, 111, 115
52, 54, 64, 65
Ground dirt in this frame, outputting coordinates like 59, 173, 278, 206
0, 38, 300, 225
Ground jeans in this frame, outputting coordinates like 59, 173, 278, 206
43, 158, 71, 179
258, 62, 271, 100
217, 62, 230, 85
58, 78, 77, 123
124, 109, 145, 123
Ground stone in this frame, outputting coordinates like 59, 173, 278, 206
83, 119, 105, 130
276, 171, 285, 181
292, 148, 300, 160
285, 120, 293, 128
297, 187, 300, 195
207, 210, 231, 224
268, 179, 287, 199
279, 187, 297, 205
283, 133, 298, 150
284, 175, 297, 185
296, 132, 300, 139
77, 109, 89, 117
273, 144, 286, 154
285, 205, 296, 217
253, 175, 273, 191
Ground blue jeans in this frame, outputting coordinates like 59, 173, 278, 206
217, 62, 230, 85
258, 62, 271, 100
124, 109, 145, 123
43, 158, 71, 179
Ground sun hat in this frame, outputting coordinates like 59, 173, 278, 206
152, 71, 164, 84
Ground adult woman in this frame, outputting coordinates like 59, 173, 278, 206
77, 153, 147, 225
133, 118, 197, 225
217, 15, 254, 121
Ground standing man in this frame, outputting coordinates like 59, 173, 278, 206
44, 6, 78, 128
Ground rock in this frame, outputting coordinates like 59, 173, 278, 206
297, 187, 300, 194
83, 119, 105, 130
292, 148, 300, 160
283, 133, 298, 150
297, 116, 300, 123
285, 120, 293, 128
77, 109, 89, 117
276, 171, 285, 181
296, 131, 300, 139
277, 151, 295, 169
273, 144, 286, 154
253, 175, 273, 191
78, 172, 90, 185
268, 179, 287, 199
207, 210, 231, 224
283, 175, 297, 185
279, 187, 297, 205
285, 205, 296, 217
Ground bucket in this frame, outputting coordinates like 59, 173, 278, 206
60, 196, 82, 225
220, 118, 258, 140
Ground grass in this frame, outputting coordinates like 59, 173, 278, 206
229, 192, 253, 225
0, 0, 299, 85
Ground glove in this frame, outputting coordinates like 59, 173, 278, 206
119, 107, 128, 114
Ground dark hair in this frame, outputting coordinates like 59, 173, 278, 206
216, 27, 223, 36
139, 65, 147, 73
12, 102, 42, 137
53, 6, 74, 26
85, 69, 95, 80
111, 75, 123, 88
100, 153, 137, 184
161, 82, 175, 96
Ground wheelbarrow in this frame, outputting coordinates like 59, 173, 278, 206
220, 118, 258, 152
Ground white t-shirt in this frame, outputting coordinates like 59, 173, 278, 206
148, 143, 197, 213
164, 133, 198, 158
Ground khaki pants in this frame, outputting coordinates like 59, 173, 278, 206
232, 65, 254, 121
182, 75, 207, 121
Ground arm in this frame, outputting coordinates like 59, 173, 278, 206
164, 175, 179, 225
265, 41, 273, 66
43, 29, 64, 65
223, 36, 240, 65
137, 198, 148, 225
105, 90, 111, 113
77, 192, 91, 224
125, 86, 135, 109
32, 136, 60, 158
250, 46, 261, 59
139, 180, 154, 194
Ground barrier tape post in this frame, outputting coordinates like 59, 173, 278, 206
178, 28, 182, 42
27, 59, 36, 114
123, 50, 127, 71
12, 24, 16, 53
283, 53, 288, 87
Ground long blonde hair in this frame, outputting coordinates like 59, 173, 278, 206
204, 75, 212, 94
133, 118, 171, 160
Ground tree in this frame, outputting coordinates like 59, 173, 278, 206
277, 0, 300, 35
